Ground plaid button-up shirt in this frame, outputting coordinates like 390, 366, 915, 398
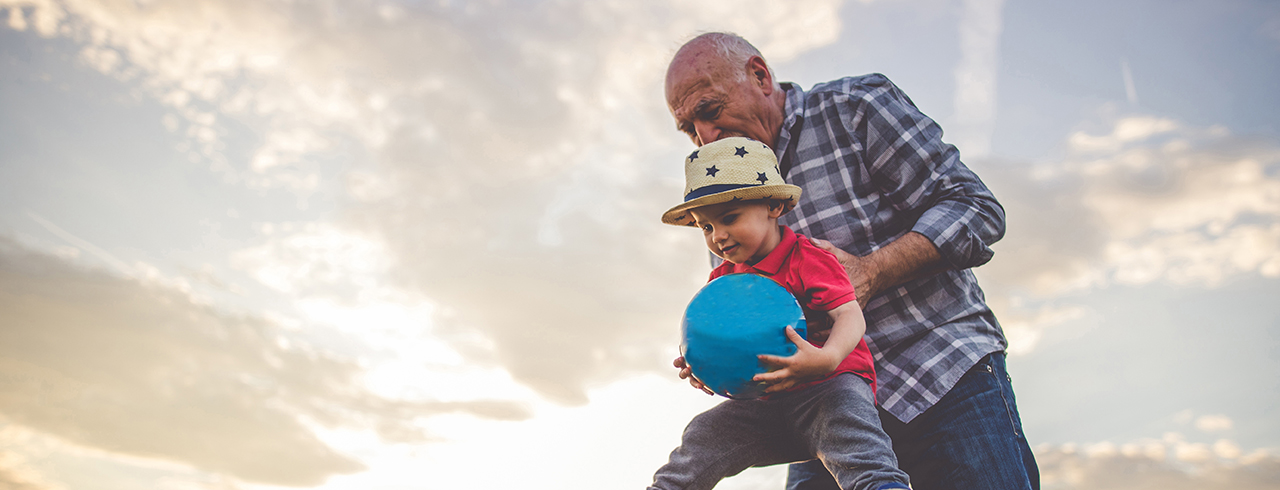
774, 74, 1008, 423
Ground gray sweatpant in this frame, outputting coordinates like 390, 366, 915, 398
648, 374, 908, 490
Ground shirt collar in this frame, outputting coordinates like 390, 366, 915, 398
773, 82, 807, 174
735, 226, 797, 276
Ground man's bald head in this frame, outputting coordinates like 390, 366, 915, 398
664, 32, 787, 147
665, 33, 777, 97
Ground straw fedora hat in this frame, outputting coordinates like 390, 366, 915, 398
662, 137, 802, 226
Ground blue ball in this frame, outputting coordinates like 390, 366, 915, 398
680, 273, 807, 399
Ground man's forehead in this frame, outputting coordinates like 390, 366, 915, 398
666, 48, 727, 94
667, 75, 714, 112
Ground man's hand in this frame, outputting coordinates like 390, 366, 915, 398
673, 356, 714, 395
753, 327, 843, 393
808, 238, 879, 308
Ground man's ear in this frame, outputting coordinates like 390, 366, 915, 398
746, 56, 774, 95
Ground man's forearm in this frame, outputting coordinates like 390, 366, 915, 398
863, 231, 947, 298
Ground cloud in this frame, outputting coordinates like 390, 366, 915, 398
0, 449, 58, 490
1037, 438, 1280, 490
977, 115, 1280, 353
0, 236, 529, 486
950, 0, 1005, 158
0, 0, 851, 405
1121, 58, 1138, 106
1195, 415, 1235, 433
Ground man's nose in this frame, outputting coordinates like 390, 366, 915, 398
694, 121, 721, 145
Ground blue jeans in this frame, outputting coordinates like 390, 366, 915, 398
786, 353, 1039, 490
649, 374, 909, 490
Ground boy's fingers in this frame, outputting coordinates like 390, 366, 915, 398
756, 353, 791, 369
688, 375, 712, 394
783, 326, 808, 346
763, 378, 795, 393
753, 368, 789, 382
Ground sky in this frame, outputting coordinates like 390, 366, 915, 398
0, 0, 1278, 489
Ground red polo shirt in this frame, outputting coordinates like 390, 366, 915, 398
709, 226, 877, 395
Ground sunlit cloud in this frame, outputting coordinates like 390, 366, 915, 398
1195, 415, 1235, 433
0, 449, 57, 490
0, 236, 530, 486
980, 115, 1280, 353
1037, 436, 1280, 490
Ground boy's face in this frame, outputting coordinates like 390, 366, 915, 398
690, 200, 784, 265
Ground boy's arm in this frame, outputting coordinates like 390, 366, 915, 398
753, 300, 866, 393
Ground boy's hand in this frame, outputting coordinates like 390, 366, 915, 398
753, 326, 843, 393
673, 356, 715, 395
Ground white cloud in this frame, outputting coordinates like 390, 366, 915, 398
0, 236, 530, 486
1037, 437, 1280, 490
1195, 414, 1235, 433
0, 448, 59, 490
949, 0, 1005, 158
979, 114, 1280, 354
0, 1, 851, 404
1067, 116, 1179, 154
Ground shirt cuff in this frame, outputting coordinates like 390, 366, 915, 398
911, 201, 997, 270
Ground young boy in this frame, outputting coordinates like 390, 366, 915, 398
650, 137, 909, 490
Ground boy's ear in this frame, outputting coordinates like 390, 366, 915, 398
767, 200, 785, 218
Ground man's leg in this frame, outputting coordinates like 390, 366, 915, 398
785, 353, 1038, 490
882, 352, 1039, 490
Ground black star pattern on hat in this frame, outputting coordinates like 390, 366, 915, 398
730, 196, 743, 202
688, 150, 699, 161
756, 172, 768, 184
735, 146, 749, 157
706, 165, 719, 177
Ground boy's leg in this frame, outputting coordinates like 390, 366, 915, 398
789, 374, 909, 490
785, 459, 833, 490
787, 353, 1039, 490
649, 399, 809, 490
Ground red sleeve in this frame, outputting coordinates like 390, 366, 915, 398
796, 241, 857, 311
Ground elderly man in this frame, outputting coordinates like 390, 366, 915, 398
664, 32, 1039, 490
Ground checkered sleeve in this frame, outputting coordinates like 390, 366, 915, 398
841, 76, 1006, 270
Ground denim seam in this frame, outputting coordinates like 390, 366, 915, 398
990, 358, 1021, 438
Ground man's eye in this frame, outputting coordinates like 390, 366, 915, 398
699, 106, 722, 120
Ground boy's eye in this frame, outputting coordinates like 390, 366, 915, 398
701, 224, 713, 233
721, 214, 737, 224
